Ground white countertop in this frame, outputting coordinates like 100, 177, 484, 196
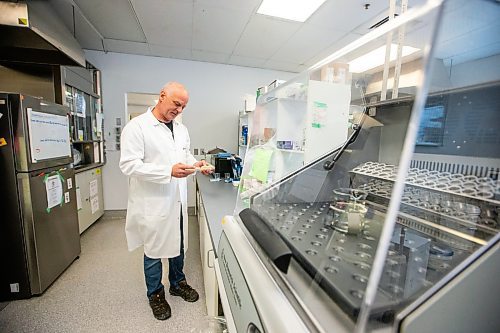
195, 173, 238, 257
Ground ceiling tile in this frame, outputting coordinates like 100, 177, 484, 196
442, 42, 500, 67
194, 0, 261, 11
308, 0, 389, 33
132, 0, 193, 48
149, 44, 192, 60
74, 0, 146, 42
262, 59, 300, 73
49, 0, 74, 33
75, 13, 105, 51
438, 0, 500, 65
303, 32, 363, 66
233, 15, 301, 59
296, 64, 308, 72
350, 0, 430, 35
49, 0, 103, 51
48, 0, 499, 75
192, 4, 252, 53
191, 49, 229, 63
437, 22, 500, 63
104, 39, 150, 56
227, 55, 266, 68
271, 25, 346, 64
438, 0, 499, 44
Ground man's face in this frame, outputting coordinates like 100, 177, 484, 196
158, 88, 188, 122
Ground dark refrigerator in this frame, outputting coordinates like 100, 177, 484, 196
0, 93, 81, 301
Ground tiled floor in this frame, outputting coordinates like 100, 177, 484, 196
0, 215, 207, 333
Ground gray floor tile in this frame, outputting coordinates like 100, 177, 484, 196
0, 215, 207, 333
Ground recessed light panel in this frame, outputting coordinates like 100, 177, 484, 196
257, 0, 327, 22
348, 44, 420, 73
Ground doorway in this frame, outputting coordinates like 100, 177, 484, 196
125, 92, 183, 123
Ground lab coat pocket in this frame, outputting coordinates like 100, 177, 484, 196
144, 182, 168, 217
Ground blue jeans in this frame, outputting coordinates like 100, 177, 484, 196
144, 209, 185, 298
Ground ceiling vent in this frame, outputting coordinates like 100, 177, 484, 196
369, 14, 399, 30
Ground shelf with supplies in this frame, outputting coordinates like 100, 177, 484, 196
60, 62, 105, 234
62, 63, 105, 170
64, 85, 103, 142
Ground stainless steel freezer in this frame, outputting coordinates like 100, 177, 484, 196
0, 93, 80, 301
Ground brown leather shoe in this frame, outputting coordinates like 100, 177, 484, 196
148, 289, 171, 320
169, 280, 199, 302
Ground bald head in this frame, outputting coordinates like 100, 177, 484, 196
162, 82, 188, 99
153, 81, 189, 122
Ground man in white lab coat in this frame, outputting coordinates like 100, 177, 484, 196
119, 82, 211, 321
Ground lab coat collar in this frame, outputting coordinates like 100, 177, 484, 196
146, 106, 179, 127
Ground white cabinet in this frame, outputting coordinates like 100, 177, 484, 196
196, 190, 219, 316
187, 174, 196, 208
75, 166, 104, 234
303, 80, 350, 163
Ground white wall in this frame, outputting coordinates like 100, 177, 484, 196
84, 50, 294, 210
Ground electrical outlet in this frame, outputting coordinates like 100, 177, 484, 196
194, 148, 199, 155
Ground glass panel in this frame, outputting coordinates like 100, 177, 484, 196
74, 89, 86, 141
362, 0, 500, 329
90, 96, 100, 140
84, 93, 92, 141
64, 85, 76, 141
232, 1, 482, 330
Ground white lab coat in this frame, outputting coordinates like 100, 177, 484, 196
119, 108, 197, 258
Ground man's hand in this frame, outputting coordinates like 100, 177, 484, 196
193, 160, 214, 175
171, 163, 196, 178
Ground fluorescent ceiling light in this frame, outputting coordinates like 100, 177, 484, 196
257, 0, 326, 22
348, 44, 420, 73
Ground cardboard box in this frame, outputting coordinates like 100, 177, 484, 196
320, 63, 350, 83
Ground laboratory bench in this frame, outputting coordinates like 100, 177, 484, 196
195, 173, 238, 317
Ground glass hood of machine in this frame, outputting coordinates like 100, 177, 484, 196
234, 0, 500, 331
